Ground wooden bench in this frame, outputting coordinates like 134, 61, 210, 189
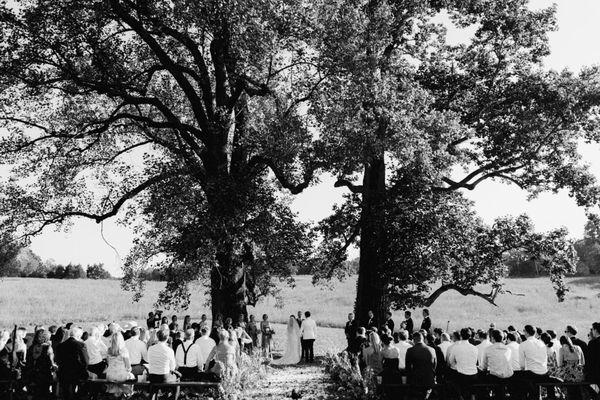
0, 380, 14, 400
86, 378, 220, 400
378, 381, 600, 399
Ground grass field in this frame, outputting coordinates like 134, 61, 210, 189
1, 275, 600, 338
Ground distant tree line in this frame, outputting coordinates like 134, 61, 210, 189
0, 247, 112, 279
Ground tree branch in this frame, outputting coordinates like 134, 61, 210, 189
249, 155, 315, 195
334, 178, 363, 194
423, 284, 501, 307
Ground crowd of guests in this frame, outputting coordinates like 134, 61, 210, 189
344, 309, 600, 399
0, 311, 278, 399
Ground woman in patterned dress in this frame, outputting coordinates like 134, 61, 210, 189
260, 314, 274, 358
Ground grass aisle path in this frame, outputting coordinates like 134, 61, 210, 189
246, 359, 332, 400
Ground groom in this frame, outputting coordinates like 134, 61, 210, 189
300, 311, 317, 363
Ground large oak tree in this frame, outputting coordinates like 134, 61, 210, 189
311, 0, 600, 323
0, 0, 322, 318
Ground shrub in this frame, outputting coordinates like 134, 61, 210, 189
323, 352, 378, 400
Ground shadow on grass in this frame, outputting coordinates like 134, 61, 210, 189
568, 276, 600, 290
267, 355, 327, 370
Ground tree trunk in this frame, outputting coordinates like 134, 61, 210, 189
210, 244, 248, 323
354, 155, 389, 326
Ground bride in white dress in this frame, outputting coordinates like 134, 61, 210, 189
272, 315, 301, 365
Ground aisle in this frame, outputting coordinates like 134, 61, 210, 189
246, 359, 332, 400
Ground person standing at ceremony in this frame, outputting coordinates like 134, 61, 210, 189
405, 332, 436, 399
300, 311, 317, 363
420, 309, 432, 334
476, 330, 492, 369
367, 310, 377, 331
393, 331, 412, 370
125, 327, 148, 376
404, 311, 414, 335
345, 313, 358, 350
56, 327, 89, 400
261, 314, 274, 358
384, 311, 395, 333
194, 327, 216, 370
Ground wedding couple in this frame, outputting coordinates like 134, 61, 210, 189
273, 311, 317, 365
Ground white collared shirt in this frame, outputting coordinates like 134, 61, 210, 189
175, 340, 203, 368
393, 341, 412, 369
84, 337, 107, 365
300, 318, 317, 340
147, 342, 176, 375
439, 341, 452, 358
507, 341, 520, 371
519, 337, 548, 374
482, 343, 513, 378
194, 336, 216, 365
125, 337, 148, 365
448, 340, 478, 376
477, 339, 492, 369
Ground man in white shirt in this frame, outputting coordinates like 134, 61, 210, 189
517, 325, 551, 399
300, 311, 317, 363
448, 328, 479, 399
175, 329, 203, 381
125, 327, 148, 376
438, 333, 452, 359
85, 326, 107, 378
476, 330, 492, 370
506, 332, 520, 371
194, 327, 216, 366
147, 329, 179, 383
482, 329, 514, 397
393, 331, 412, 370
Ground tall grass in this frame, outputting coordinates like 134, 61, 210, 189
2, 275, 600, 335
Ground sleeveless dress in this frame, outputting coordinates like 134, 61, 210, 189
272, 322, 301, 365
105, 354, 134, 396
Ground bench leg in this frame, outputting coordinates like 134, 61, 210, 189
174, 386, 180, 400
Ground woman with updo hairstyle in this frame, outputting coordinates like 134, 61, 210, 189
204, 330, 238, 378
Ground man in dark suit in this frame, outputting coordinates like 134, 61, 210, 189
585, 323, 600, 385
345, 313, 358, 350
421, 309, 432, 333
366, 310, 377, 331
404, 311, 414, 334
406, 332, 437, 399
384, 311, 395, 333
565, 325, 588, 354
56, 327, 89, 400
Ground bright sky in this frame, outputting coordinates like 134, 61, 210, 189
28, 0, 600, 276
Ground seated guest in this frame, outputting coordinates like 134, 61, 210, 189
362, 331, 383, 374
438, 333, 452, 358
195, 327, 217, 369
482, 329, 513, 399
426, 334, 445, 383
105, 332, 134, 397
380, 335, 402, 384
0, 331, 15, 381
476, 330, 492, 369
393, 330, 412, 370
85, 326, 107, 378
146, 329, 158, 348
25, 328, 56, 400
541, 333, 559, 375
56, 327, 89, 400
125, 327, 148, 376
147, 329, 179, 383
447, 328, 478, 399
175, 329, 203, 381
406, 332, 437, 399
565, 325, 588, 354
556, 335, 585, 380
506, 332, 520, 371
517, 325, 553, 399
585, 322, 600, 386
204, 330, 237, 378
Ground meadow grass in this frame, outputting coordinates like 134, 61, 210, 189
2, 275, 600, 338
